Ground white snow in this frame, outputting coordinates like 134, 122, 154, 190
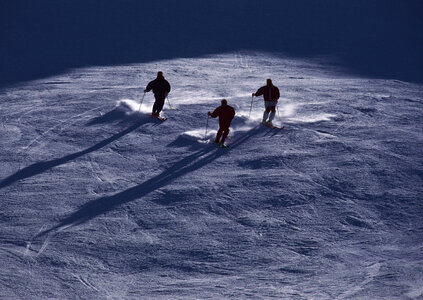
1, 52, 422, 299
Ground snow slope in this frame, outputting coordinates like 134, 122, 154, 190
1, 52, 423, 299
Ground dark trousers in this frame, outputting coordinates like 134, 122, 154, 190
216, 127, 230, 144
152, 96, 165, 115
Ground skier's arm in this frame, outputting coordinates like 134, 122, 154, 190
230, 109, 236, 121
166, 81, 171, 93
208, 107, 220, 118
253, 87, 264, 97
145, 81, 153, 93
274, 87, 280, 101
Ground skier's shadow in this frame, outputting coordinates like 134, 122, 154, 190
0, 119, 150, 189
37, 126, 262, 237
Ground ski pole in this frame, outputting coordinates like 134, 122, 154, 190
166, 96, 173, 109
248, 95, 254, 119
276, 105, 281, 120
138, 91, 146, 113
205, 115, 210, 140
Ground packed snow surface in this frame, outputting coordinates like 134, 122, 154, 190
1, 52, 422, 299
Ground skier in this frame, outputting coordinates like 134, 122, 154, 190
144, 71, 171, 117
208, 99, 236, 147
252, 78, 280, 125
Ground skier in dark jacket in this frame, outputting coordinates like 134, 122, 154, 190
252, 78, 280, 125
208, 99, 236, 146
144, 71, 171, 116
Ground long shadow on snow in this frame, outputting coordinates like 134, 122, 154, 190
0, 119, 150, 189
37, 126, 262, 237
86, 103, 147, 126
86, 107, 130, 126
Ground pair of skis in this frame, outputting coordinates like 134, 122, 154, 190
263, 122, 285, 130
150, 114, 167, 121
214, 142, 229, 149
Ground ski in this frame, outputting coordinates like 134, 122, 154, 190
150, 115, 167, 121
213, 142, 229, 149
262, 123, 285, 130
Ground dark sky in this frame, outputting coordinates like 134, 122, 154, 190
1, 0, 422, 86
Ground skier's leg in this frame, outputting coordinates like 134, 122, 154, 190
268, 106, 276, 123
152, 96, 165, 115
263, 101, 273, 123
215, 128, 223, 143
262, 110, 269, 123
156, 97, 165, 114
221, 127, 230, 144
152, 98, 159, 115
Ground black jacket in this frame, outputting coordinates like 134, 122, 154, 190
146, 77, 171, 98
211, 105, 235, 128
255, 84, 280, 102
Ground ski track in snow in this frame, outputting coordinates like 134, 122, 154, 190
21, 105, 104, 152
1, 52, 423, 299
